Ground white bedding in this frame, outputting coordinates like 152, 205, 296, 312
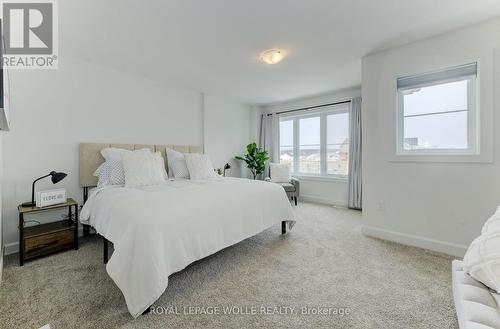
80, 177, 295, 318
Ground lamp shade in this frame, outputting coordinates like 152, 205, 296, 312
50, 171, 67, 184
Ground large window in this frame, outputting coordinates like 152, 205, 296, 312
397, 63, 477, 155
279, 103, 350, 178
279, 120, 294, 172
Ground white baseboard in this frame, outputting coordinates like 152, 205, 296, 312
4, 241, 18, 256
4, 226, 85, 256
361, 225, 467, 257
299, 194, 348, 207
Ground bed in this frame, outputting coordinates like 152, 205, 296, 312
78, 143, 296, 318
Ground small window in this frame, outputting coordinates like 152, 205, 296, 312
397, 63, 477, 155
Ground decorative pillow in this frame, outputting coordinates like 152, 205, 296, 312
157, 155, 169, 180
101, 147, 132, 161
122, 151, 166, 187
463, 206, 500, 293
101, 147, 153, 161
463, 232, 500, 293
184, 153, 217, 180
270, 163, 291, 183
481, 206, 500, 234
166, 148, 190, 179
93, 159, 125, 187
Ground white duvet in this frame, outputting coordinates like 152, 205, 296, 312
80, 177, 295, 318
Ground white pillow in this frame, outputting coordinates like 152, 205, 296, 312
122, 151, 166, 187
101, 147, 153, 161
463, 233, 500, 293
463, 207, 500, 293
166, 148, 190, 179
184, 153, 217, 180
101, 147, 132, 161
93, 159, 125, 187
481, 206, 500, 234
102, 147, 167, 179
270, 163, 291, 183
157, 155, 169, 180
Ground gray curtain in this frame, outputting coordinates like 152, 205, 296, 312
348, 97, 362, 210
259, 113, 279, 178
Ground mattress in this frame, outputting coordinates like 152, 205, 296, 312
452, 260, 500, 329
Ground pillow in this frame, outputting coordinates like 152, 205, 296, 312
101, 147, 152, 161
93, 159, 125, 187
184, 153, 217, 180
101, 147, 132, 161
122, 151, 166, 187
270, 163, 291, 183
463, 232, 500, 293
166, 148, 189, 179
481, 206, 500, 234
157, 155, 169, 180
463, 207, 500, 293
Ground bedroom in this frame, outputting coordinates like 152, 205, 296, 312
1, 0, 500, 328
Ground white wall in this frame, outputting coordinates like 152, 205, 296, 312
261, 87, 360, 206
361, 18, 500, 257
249, 105, 263, 145
203, 94, 251, 178
2, 55, 251, 253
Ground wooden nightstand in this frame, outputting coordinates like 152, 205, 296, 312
18, 198, 79, 266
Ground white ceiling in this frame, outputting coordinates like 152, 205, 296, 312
61, 0, 500, 104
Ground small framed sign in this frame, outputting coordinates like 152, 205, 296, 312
36, 188, 67, 207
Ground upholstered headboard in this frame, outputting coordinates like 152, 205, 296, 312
79, 143, 202, 187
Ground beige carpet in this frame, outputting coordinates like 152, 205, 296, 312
0, 202, 458, 329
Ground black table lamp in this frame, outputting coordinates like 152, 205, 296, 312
21, 171, 67, 207
223, 163, 231, 177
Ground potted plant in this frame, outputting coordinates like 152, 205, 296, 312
235, 142, 269, 180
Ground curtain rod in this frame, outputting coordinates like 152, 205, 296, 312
267, 100, 351, 116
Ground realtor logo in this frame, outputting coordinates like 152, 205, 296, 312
1, 0, 58, 69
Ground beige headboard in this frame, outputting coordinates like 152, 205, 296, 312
79, 143, 202, 187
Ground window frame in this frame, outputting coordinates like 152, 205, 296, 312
279, 103, 350, 179
396, 70, 478, 156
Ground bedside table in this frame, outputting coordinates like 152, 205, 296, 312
18, 198, 79, 266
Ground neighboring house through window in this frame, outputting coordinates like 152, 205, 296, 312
279, 102, 350, 178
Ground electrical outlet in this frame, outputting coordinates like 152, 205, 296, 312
377, 201, 386, 212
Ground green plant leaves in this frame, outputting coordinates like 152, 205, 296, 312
235, 142, 269, 179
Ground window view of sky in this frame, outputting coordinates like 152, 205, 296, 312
299, 117, 320, 148
280, 112, 349, 150
402, 79, 469, 150
279, 110, 350, 176
280, 120, 293, 148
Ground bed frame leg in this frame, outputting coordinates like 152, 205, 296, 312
142, 306, 152, 315
281, 221, 286, 234
103, 237, 109, 264
83, 224, 90, 237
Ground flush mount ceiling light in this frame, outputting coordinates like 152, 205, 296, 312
260, 49, 286, 65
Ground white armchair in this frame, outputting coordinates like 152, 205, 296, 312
268, 163, 300, 205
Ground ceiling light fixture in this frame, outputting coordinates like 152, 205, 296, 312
260, 49, 286, 65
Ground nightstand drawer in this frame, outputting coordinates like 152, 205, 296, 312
24, 226, 75, 259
